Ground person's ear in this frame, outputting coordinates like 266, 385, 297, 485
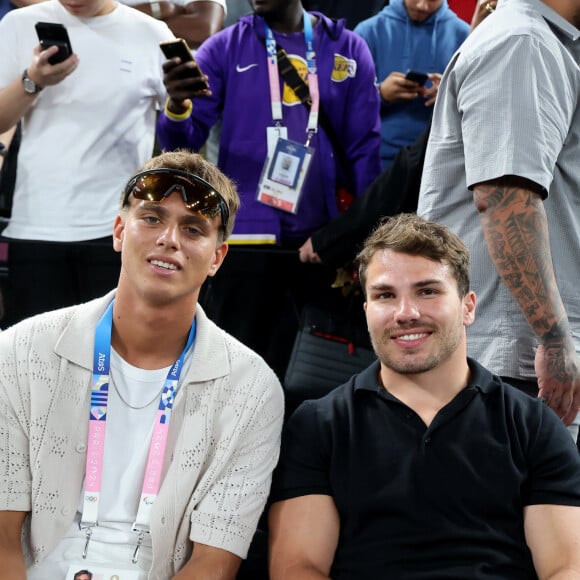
207, 241, 229, 277
112, 214, 125, 253
463, 290, 476, 327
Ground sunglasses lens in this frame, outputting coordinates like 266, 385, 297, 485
127, 171, 228, 227
182, 188, 222, 218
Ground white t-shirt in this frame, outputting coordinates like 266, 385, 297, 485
27, 348, 192, 579
0, 0, 174, 242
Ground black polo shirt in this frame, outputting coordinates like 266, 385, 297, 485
270, 359, 580, 579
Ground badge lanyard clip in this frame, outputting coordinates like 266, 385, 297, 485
81, 526, 93, 560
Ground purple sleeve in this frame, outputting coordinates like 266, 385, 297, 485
156, 34, 226, 152
340, 35, 382, 197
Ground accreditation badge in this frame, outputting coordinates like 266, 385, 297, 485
257, 137, 314, 214
66, 562, 142, 580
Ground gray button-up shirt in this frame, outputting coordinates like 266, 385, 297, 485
418, 0, 580, 380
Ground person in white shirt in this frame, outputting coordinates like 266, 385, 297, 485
0, 150, 284, 579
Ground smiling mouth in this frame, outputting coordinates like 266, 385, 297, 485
396, 332, 429, 341
150, 259, 178, 271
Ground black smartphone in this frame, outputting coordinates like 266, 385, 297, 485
35, 22, 73, 65
405, 70, 429, 87
160, 38, 209, 90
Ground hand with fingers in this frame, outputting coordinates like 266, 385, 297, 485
298, 237, 322, 264
27, 43, 79, 90
536, 339, 580, 425
419, 73, 442, 107
470, 0, 498, 31
379, 72, 422, 103
162, 56, 211, 115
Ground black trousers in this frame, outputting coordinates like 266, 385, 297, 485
5, 237, 121, 326
200, 245, 341, 382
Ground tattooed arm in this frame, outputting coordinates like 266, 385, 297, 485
473, 176, 580, 424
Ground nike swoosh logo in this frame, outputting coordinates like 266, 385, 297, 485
236, 63, 258, 73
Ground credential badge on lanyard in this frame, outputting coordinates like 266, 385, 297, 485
80, 300, 195, 564
257, 11, 319, 215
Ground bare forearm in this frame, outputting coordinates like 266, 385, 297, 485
0, 555, 26, 580
271, 565, 331, 580
166, 15, 221, 48
473, 178, 570, 344
135, 0, 224, 48
543, 571, 580, 579
0, 82, 37, 133
474, 177, 580, 421
173, 568, 237, 580
0, 511, 27, 580
172, 543, 241, 580
172, 562, 239, 580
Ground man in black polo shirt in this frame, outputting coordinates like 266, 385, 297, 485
268, 213, 580, 579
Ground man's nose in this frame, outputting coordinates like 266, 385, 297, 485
394, 295, 420, 322
156, 222, 180, 248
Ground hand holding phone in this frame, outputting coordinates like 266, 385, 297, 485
405, 70, 429, 87
160, 38, 209, 91
35, 22, 73, 65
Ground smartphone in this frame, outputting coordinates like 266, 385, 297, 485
160, 38, 209, 90
35, 22, 73, 65
405, 70, 429, 87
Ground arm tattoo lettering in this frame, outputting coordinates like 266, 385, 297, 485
473, 178, 569, 342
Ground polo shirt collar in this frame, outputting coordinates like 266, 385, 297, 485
465, 357, 501, 394
352, 357, 502, 396
353, 360, 382, 395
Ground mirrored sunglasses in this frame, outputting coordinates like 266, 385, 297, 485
123, 168, 229, 231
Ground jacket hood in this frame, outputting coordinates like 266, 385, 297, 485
387, 0, 455, 25
378, 0, 458, 73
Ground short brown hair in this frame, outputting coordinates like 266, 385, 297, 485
356, 213, 470, 296
121, 150, 240, 241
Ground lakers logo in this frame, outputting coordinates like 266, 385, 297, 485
331, 54, 357, 82
282, 55, 308, 106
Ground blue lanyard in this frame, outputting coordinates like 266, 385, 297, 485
83, 299, 196, 540
90, 300, 196, 422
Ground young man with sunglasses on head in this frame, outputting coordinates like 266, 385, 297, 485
0, 151, 284, 579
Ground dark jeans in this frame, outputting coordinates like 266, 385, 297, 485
199, 245, 340, 381
5, 237, 121, 326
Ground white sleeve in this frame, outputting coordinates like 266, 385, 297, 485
188, 365, 284, 558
